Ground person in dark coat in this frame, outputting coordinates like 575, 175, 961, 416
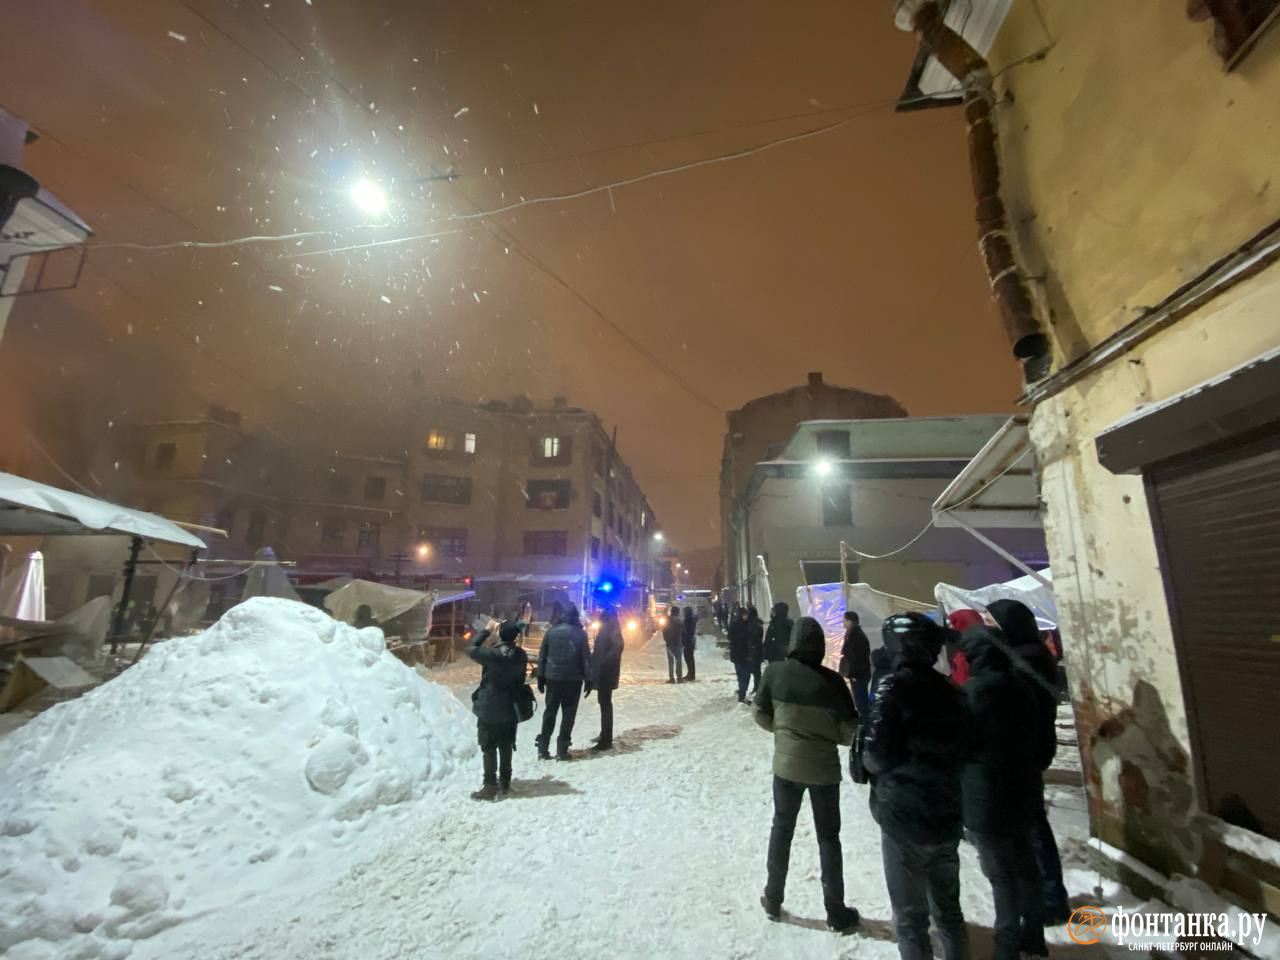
856, 612, 971, 960
960, 622, 1050, 960
838, 610, 872, 717
467, 620, 530, 800
747, 606, 765, 696
986, 599, 1070, 924
587, 607, 624, 751
763, 601, 793, 664
682, 605, 698, 681
754, 617, 860, 933
535, 603, 591, 761
662, 605, 685, 683
727, 605, 752, 703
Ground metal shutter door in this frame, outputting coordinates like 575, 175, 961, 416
1147, 425, 1280, 838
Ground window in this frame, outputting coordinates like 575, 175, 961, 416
154, 442, 176, 471
527, 479, 570, 510
464, 432, 477, 454
531, 435, 573, 464
822, 482, 854, 527
364, 476, 386, 502
328, 474, 352, 499
523, 529, 568, 556
426, 429, 450, 451
590, 536, 600, 560
420, 526, 468, 557
815, 429, 851, 459
321, 518, 344, 548
357, 521, 381, 550
1191, 0, 1280, 68
246, 510, 266, 547
421, 473, 472, 505
592, 491, 602, 517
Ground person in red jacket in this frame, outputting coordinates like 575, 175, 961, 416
945, 609, 982, 686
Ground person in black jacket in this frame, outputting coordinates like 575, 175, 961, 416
663, 605, 685, 683
682, 605, 698, 681
588, 606, 624, 751
839, 610, 872, 717
535, 603, 591, 761
763, 602, 793, 664
727, 605, 752, 702
467, 620, 530, 800
747, 606, 765, 696
856, 612, 970, 960
960, 622, 1050, 960
987, 599, 1070, 924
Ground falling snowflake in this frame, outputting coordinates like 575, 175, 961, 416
453, 106, 470, 118
167, 30, 188, 42
380, 295, 391, 304
268, 284, 284, 293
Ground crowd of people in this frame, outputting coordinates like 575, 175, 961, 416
462, 593, 1069, 958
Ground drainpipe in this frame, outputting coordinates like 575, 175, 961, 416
894, 1, 1048, 367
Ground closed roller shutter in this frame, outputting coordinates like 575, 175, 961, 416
1147, 424, 1280, 838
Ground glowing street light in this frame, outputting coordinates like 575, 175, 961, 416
416, 543, 431, 559
653, 531, 665, 542
813, 458, 834, 478
350, 178, 388, 215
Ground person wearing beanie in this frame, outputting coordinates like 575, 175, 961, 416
746, 605, 765, 696
985, 599, 1069, 925
682, 605, 698, 681
959, 618, 1049, 960
945, 609, 983, 686
763, 601, 793, 664
588, 606, 624, 751
856, 611, 971, 960
753, 616, 860, 934
466, 619, 530, 800
535, 603, 591, 761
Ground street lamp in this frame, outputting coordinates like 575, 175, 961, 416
813, 458, 834, 478
350, 178, 388, 215
416, 543, 431, 559
653, 531, 664, 542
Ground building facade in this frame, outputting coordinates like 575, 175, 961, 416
92, 395, 660, 618
719, 371, 907, 599
730, 414, 1045, 611
892, 0, 1280, 914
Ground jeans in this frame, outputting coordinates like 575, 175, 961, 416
597, 685, 614, 746
477, 721, 515, 787
734, 661, 752, 701
971, 831, 1046, 960
1030, 802, 1069, 917
539, 679, 583, 753
765, 776, 845, 916
666, 645, 684, 682
683, 640, 696, 680
881, 830, 968, 960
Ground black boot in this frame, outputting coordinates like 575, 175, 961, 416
760, 893, 781, 922
590, 740, 612, 752
534, 735, 551, 761
826, 905, 860, 934
470, 781, 498, 801
555, 737, 572, 761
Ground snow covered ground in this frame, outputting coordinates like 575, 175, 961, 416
90, 627, 1119, 960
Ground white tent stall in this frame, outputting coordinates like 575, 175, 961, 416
794, 581, 935, 665
935, 568, 1058, 631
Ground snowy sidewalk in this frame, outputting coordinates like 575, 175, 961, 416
137, 633, 1111, 960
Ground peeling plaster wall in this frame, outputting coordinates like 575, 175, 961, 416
983, 1, 1280, 875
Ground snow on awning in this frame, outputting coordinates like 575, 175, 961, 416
0, 471, 206, 548
931, 415, 1039, 528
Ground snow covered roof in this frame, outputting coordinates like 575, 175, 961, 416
0, 471, 206, 548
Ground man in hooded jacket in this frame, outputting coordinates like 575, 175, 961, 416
467, 620, 530, 800
588, 607, 624, 751
986, 599, 1070, 924
763, 601, 793, 664
857, 612, 971, 960
839, 609, 872, 716
682, 605, 698, 681
536, 603, 591, 761
727, 605, 753, 703
753, 617, 860, 933
663, 605, 685, 683
960, 621, 1051, 960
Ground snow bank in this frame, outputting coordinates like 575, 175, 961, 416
0, 598, 476, 959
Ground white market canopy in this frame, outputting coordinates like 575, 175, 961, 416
0, 471, 205, 548
935, 569, 1058, 631
323, 579, 476, 625
932, 415, 1039, 529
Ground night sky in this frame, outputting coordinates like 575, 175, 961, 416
0, 0, 1021, 551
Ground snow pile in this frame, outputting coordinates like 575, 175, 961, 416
0, 598, 476, 959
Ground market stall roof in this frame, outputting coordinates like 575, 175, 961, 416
323, 579, 476, 625
932, 415, 1040, 529
0, 471, 207, 548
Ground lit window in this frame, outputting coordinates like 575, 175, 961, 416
542, 436, 560, 458
464, 432, 476, 454
426, 429, 448, 451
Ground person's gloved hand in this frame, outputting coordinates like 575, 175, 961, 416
537, 678, 545, 694
583, 683, 594, 698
